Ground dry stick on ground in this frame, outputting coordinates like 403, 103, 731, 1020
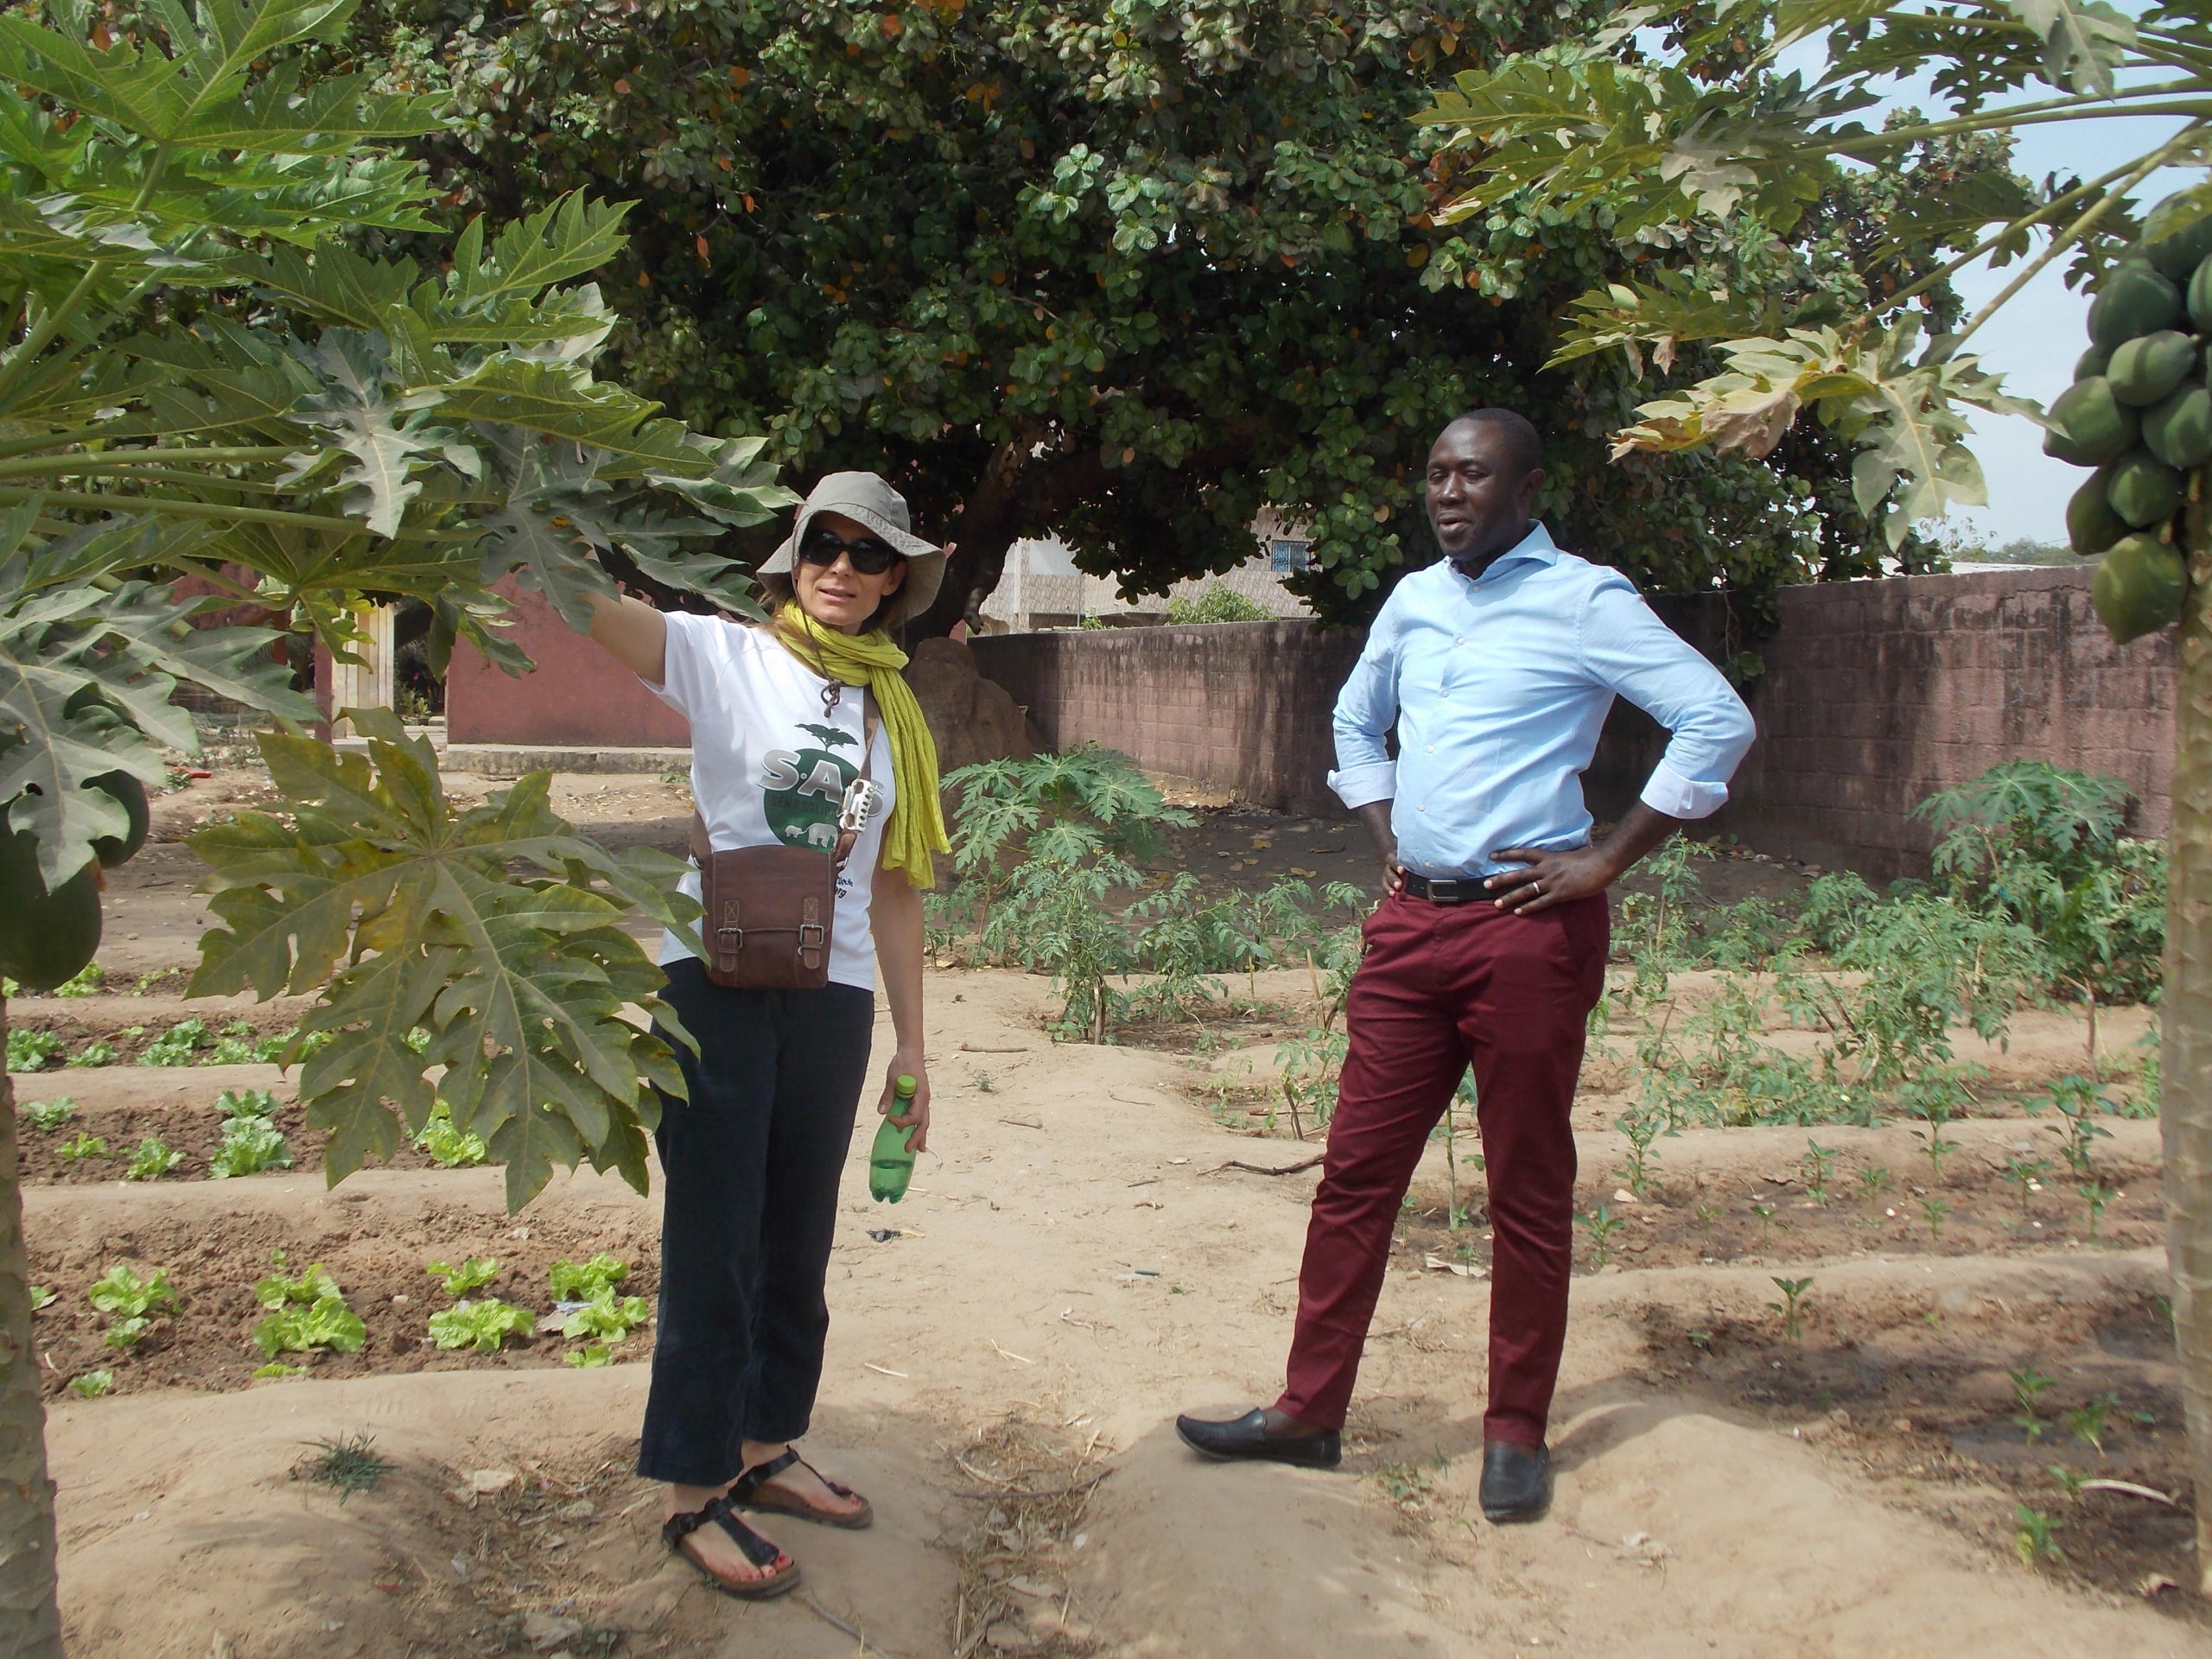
798, 1592, 919, 1658
1204, 1154, 1325, 1176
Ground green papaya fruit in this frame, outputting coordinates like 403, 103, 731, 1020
2093, 533, 2189, 644
2145, 384, 2212, 469
0, 822, 101, 991
85, 770, 149, 868
2107, 330, 2198, 405
2107, 451, 2187, 528
2044, 377, 2139, 465
2067, 468, 2128, 555
2191, 251, 2212, 334
2090, 264, 2185, 350
2076, 346, 2111, 381
2144, 187, 2212, 280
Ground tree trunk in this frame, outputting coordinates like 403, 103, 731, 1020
2168, 542, 2212, 1597
0, 996, 64, 1654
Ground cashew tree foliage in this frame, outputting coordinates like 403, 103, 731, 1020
332, 0, 1993, 627
1414, 0, 2212, 1594
0, 3, 793, 1649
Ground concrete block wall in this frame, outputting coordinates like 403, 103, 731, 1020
970, 620, 1365, 820
976, 566, 2179, 880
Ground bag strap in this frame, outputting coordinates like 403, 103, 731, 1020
831, 694, 880, 872
690, 693, 880, 872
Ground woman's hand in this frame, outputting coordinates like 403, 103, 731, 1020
879, 1052, 931, 1154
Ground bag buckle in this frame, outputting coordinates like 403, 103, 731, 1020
798, 921, 827, 949
715, 925, 745, 952
838, 777, 884, 836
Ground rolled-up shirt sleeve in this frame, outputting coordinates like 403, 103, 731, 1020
1327, 598, 1403, 810
1578, 576, 1754, 822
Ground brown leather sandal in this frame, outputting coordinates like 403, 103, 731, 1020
662, 1496, 802, 1599
729, 1446, 874, 1530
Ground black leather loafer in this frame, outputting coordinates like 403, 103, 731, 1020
1175, 1408, 1341, 1468
1479, 1441, 1552, 1522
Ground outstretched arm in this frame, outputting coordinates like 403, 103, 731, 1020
583, 590, 669, 684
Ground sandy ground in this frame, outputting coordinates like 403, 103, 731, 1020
18, 768, 2205, 1657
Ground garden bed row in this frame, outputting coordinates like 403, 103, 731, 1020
24, 1176, 659, 1402
1634, 1277, 2197, 1620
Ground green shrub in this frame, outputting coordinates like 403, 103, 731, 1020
1166, 588, 1272, 624
1916, 760, 2163, 1007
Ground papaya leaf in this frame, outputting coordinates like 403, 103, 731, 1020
281, 329, 471, 538
189, 710, 698, 1209
2008, 0, 2137, 97
0, 2, 442, 154
1546, 272, 1773, 373
0, 514, 306, 887
1614, 321, 2024, 547
428, 357, 708, 479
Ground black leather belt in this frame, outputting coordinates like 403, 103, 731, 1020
1400, 871, 1489, 905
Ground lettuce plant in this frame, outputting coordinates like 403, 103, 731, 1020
428, 1300, 535, 1354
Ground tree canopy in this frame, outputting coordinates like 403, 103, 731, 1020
340, 0, 1999, 628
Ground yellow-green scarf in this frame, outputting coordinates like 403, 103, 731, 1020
772, 605, 949, 887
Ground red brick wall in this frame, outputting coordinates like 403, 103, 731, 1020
446, 583, 690, 747
972, 567, 2178, 880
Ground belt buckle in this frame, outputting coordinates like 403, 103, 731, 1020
1427, 877, 1460, 903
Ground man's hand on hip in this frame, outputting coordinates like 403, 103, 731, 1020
1484, 845, 1615, 913
1486, 802, 1688, 915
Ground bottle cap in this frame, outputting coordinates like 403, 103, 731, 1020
895, 1074, 917, 1095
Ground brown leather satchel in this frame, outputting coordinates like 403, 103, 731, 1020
688, 700, 879, 991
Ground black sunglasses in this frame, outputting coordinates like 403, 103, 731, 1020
797, 520, 903, 575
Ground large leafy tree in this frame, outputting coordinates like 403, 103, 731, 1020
1411, 0, 2212, 1594
0, 3, 794, 1649
334, 0, 1974, 627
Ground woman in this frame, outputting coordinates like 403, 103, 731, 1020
584, 471, 950, 1598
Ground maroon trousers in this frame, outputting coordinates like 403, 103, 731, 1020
1274, 889, 1608, 1446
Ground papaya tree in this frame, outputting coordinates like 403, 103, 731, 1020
0, 2, 794, 1649
1411, 0, 2212, 1593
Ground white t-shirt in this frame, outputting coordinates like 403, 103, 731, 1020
644, 613, 895, 991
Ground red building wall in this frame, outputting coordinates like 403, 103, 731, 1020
445, 583, 690, 747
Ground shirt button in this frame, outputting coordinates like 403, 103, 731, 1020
1417, 804, 1427, 812
1426, 745, 1434, 753
1457, 636, 1465, 644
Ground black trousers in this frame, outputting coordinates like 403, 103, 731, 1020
637, 958, 876, 1487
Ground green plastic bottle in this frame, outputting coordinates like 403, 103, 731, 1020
868, 1075, 918, 1203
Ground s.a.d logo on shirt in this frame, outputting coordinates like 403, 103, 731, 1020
761, 722, 858, 850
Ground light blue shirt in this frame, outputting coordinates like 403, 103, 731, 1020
1329, 522, 1755, 880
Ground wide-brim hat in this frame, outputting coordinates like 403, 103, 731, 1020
760, 471, 945, 630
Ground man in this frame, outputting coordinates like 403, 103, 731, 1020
1176, 410, 1754, 1522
